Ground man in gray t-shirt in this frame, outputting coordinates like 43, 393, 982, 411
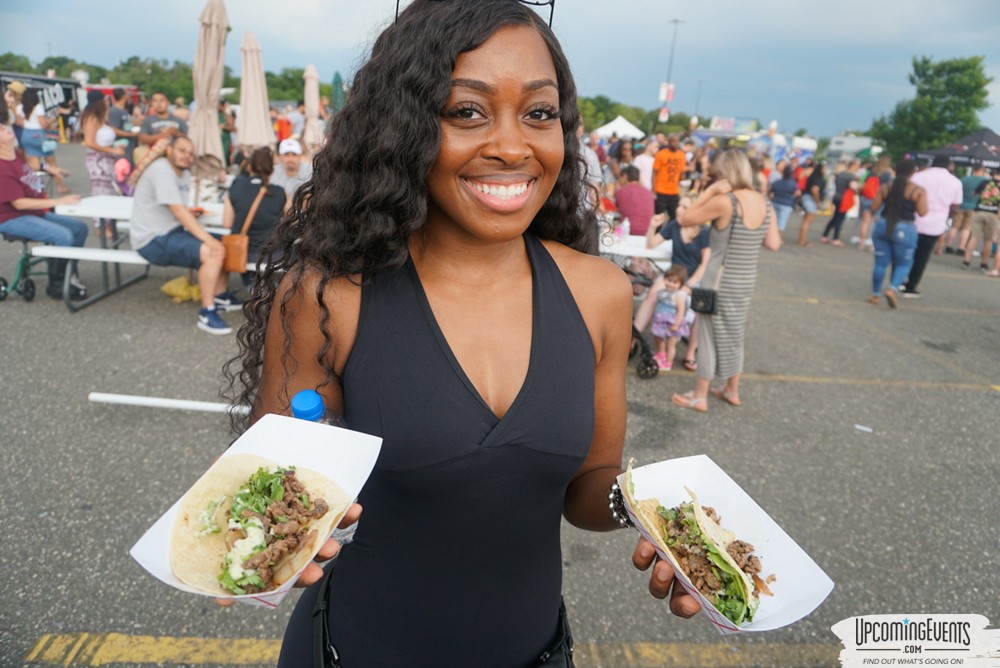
131, 136, 238, 335
138, 92, 188, 147
130, 153, 191, 251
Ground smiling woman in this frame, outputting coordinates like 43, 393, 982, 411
223, 1, 699, 666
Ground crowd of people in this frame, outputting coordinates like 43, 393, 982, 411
585, 125, 998, 399
0, 79, 325, 330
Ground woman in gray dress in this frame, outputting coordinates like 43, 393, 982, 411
671, 149, 782, 412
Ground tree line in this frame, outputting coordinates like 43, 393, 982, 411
3, 51, 991, 161
0, 51, 334, 105
1, 51, 705, 135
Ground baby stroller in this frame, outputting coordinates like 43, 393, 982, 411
0, 234, 48, 302
623, 263, 660, 379
598, 214, 661, 379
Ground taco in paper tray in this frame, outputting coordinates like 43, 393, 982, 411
170, 453, 350, 596
623, 468, 771, 626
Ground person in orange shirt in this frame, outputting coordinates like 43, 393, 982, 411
652, 133, 687, 219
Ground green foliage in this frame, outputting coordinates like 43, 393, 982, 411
37, 56, 108, 82
265, 67, 307, 104
1, 51, 318, 108
0, 51, 35, 74
869, 55, 992, 160
105, 56, 194, 101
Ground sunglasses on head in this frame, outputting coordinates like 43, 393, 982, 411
395, 0, 555, 27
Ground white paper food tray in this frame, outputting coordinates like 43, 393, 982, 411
130, 413, 382, 608
618, 454, 834, 634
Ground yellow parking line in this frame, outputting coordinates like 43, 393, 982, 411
24, 634, 841, 667
740, 372, 997, 392
25, 634, 282, 666
578, 641, 839, 666
656, 369, 997, 393
831, 308, 995, 386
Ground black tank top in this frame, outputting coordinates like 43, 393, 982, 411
330, 234, 595, 667
900, 198, 917, 221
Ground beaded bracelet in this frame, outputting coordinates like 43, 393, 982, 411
608, 482, 634, 528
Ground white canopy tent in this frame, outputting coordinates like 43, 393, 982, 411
593, 115, 645, 140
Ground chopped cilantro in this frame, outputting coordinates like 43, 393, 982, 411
231, 467, 287, 517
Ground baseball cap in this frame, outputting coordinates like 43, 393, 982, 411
279, 138, 302, 155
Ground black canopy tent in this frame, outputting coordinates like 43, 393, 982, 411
912, 128, 1000, 169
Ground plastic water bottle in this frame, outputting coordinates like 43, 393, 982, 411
290, 389, 356, 544
621, 217, 631, 238
291, 389, 346, 427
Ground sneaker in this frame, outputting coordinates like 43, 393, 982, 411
849, 236, 860, 245
901, 289, 921, 299
213, 290, 243, 312
980, 264, 990, 272
962, 261, 971, 269
46, 281, 86, 301
944, 247, 956, 255
69, 274, 87, 295
197, 307, 233, 335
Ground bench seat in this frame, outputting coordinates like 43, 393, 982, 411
31, 245, 264, 273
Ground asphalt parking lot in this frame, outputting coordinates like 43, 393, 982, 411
2, 143, 997, 667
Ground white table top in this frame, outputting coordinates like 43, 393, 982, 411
600, 234, 672, 261
55, 196, 224, 226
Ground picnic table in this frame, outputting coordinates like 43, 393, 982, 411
41, 196, 228, 311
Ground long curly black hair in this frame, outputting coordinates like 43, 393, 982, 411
223, 0, 594, 431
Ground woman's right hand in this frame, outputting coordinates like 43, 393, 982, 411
215, 502, 363, 607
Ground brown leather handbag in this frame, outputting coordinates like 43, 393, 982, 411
223, 186, 265, 273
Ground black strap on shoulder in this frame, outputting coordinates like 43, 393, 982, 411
313, 563, 340, 668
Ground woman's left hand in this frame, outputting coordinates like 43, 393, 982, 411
632, 536, 701, 618
706, 179, 732, 197
214, 502, 363, 607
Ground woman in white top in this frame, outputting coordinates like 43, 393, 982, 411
18, 88, 70, 193
81, 92, 124, 196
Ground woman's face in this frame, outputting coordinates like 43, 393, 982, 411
425, 25, 564, 244
621, 143, 632, 159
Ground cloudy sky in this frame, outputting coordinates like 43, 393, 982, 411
5, 0, 999, 138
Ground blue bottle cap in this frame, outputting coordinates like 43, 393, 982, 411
291, 389, 325, 422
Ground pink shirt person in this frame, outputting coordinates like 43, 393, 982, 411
909, 165, 962, 236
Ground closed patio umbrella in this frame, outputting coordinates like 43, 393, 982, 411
238, 31, 275, 152
188, 0, 229, 162
302, 64, 324, 155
